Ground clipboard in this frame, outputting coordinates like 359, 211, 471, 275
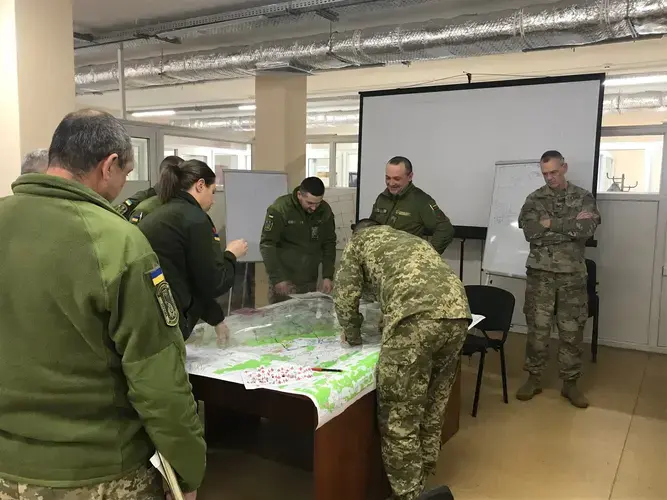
151, 452, 185, 500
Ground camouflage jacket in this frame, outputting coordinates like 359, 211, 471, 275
333, 225, 471, 344
518, 182, 601, 274
369, 182, 454, 254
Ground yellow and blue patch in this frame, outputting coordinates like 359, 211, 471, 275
213, 232, 220, 242
150, 267, 166, 286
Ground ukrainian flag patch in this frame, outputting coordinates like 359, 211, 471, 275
150, 267, 166, 285
148, 266, 179, 327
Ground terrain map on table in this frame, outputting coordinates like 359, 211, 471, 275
185, 293, 383, 428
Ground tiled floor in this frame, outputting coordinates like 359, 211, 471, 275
199, 333, 667, 499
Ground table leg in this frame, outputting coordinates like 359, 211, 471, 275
313, 392, 390, 500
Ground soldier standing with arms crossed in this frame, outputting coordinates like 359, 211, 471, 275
334, 219, 469, 500
516, 150, 601, 408
370, 156, 455, 254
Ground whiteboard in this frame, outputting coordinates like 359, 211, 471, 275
482, 161, 545, 279
222, 170, 289, 262
357, 75, 603, 228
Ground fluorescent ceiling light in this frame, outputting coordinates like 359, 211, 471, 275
238, 104, 256, 111
131, 110, 176, 117
604, 74, 667, 87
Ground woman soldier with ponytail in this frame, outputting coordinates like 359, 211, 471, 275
138, 159, 248, 341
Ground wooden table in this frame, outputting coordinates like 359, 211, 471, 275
190, 363, 461, 500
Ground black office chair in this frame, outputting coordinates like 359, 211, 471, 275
586, 259, 600, 363
462, 285, 516, 417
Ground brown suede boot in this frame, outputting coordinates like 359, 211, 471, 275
561, 380, 589, 408
516, 375, 542, 401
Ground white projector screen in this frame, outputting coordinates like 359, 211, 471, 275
357, 74, 604, 231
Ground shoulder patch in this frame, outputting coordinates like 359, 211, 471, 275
117, 203, 129, 215
148, 267, 179, 327
130, 212, 144, 224
263, 214, 274, 232
429, 203, 438, 212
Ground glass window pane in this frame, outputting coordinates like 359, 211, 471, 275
598, 136, 663, 194
164, 135, 251, 184
335, 142, 359, 187
128, 138, 149, 181
306, 143, 330, 185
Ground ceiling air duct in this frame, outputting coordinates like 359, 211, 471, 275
75, 0, 667, 93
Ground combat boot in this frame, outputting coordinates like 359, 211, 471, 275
418, 485, 454, 500
561, 380, 589, 408
515, 375, 542, 401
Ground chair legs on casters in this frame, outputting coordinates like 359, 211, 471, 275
472, 351, 485, 417
499, 346, 509, 404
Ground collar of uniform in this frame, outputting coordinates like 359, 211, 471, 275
382, 181, 415, 200
11, 173, 123, 218
174, 190, 203, 210
545, 181, 574, 197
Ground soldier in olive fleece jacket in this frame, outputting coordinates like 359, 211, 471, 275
0, 174, 206, 494
260, 178, 337, 303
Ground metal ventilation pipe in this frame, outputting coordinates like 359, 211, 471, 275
169, 91, 667, 130
75, 0, 667, 93
171, 111, 361, 130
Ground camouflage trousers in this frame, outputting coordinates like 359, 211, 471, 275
523, 268, 588, 381
0, 465, 163, 500
376, 315, 468, 500
268, 281, 317, 304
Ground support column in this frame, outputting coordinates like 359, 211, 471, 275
253, 73, 307, 306
0, 0, 75, 196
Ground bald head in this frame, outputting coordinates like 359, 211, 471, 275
21, 149, 49, 174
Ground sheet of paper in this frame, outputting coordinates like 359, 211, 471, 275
469, 314, 485, 330
149, 452, 166, 480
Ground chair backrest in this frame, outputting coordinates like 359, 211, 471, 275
585, 259, 597, 294
464, 285, 515, 342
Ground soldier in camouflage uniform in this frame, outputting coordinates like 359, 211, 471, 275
516, 150, 601, 409
334, 220, 470, 500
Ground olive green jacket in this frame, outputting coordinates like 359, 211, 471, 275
129, 195, 162, 224
259, 188, 337, 285
518, 182, 601, 274
334, 225, 471, 343
114, 186, 156, 220
0, 174, 205, 492
369, 182, 454, 254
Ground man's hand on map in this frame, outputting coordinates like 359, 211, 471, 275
215, 322, 230, 348
275, 281, 295, 296
320, 278, 333, 294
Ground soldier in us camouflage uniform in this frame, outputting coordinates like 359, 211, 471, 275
516, 150, 601, 409
334, 220, 471, 500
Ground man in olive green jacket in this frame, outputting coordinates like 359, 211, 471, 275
115, 155, 183, 220
370, 156, 454, 254
0, 110, 205, 499
260, 176, 337, 303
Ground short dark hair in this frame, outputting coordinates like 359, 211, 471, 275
300, 176, 325, 197
387, 156, 413, 174
352, 218, 381, 233
157, 159, 216, 203
159, 155, 184, 172
540, 150, 564, 163
48, 109, 133, 176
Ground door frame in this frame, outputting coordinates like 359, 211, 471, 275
602, 124, 667, 350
